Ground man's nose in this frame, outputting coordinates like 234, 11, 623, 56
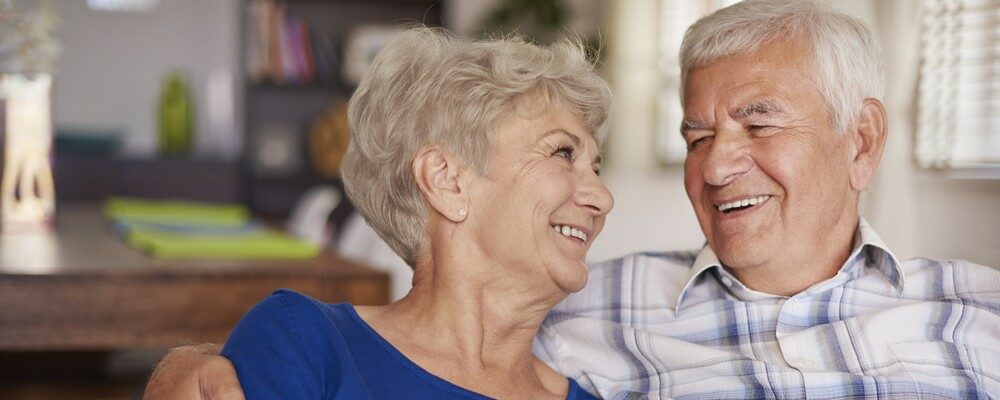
702, 131, 753, 186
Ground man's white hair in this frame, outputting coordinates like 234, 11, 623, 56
341, 26, 612, 266
680, 0, 884, 133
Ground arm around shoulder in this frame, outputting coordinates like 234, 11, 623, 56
143, 342, 244, 400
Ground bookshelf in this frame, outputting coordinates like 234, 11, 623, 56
240, 0, 445, 218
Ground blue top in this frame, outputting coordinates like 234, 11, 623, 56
222, 289, 599, 400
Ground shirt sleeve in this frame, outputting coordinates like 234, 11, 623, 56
222, 290, 329, 399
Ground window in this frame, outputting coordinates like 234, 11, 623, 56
655, 0, 740, 164
917, 0, 1000, 168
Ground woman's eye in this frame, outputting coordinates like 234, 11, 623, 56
553, 146, 575, 160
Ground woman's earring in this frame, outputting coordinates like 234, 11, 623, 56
457, 209, 467, 217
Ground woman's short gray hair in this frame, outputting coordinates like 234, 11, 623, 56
340, 26, 612, 266
680, 0, 883, 133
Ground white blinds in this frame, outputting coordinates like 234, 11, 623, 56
917, 0, 1000, 168
655, 0, 740, 164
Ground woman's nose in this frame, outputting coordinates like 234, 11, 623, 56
576, 171, 614, 217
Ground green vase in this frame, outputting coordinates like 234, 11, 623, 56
158, 72, 194, 156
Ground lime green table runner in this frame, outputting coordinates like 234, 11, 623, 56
104, 197, 320, 260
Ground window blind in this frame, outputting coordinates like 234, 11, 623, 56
655, 0, 739, 164
917, 0, 1000, 168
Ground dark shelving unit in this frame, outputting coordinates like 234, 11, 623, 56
240, 0, 445, 218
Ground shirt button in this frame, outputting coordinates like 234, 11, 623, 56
721, 276, 733, 287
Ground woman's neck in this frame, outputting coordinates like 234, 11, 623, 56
355, 243, 570, 398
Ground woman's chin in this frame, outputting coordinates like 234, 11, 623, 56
552, 260, 590, 294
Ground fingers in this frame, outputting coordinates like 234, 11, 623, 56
144, 343, 243, 400
200, 356, 245, 400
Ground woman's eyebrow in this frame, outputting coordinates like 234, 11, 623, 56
541, 128, 581, 146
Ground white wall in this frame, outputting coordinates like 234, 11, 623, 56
53, 0, 241, 159
587, 0, 704, 262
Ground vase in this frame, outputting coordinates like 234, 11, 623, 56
0, 73, 55, 233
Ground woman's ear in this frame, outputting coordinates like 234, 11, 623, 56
849, 98, 888, 191
412, 146, 468, 222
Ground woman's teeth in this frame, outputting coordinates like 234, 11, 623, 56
718, 195, 770, 212
552, 225, 588, 242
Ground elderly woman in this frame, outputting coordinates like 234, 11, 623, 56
218, 27, 612, 399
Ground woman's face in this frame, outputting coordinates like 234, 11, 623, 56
465, 102, 613, 293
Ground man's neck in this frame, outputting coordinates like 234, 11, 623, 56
728, 218, 859, 297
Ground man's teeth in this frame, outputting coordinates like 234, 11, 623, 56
552, 225, 588, 242
717, 195, 770, 212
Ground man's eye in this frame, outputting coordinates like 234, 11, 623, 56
687, 136, 712, 151
748, 125, 776, 135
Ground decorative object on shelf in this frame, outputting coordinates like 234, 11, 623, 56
342, 25, 394, 86
309, 102, 350, 179
285, 184, 341, 246
158, 71, 195, 157
252, 121, 301, 177
0, 0, 60, 234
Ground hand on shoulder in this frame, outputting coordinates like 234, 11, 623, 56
143, 343, 244, 400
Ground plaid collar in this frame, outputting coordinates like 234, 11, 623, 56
676, 217, 903, 312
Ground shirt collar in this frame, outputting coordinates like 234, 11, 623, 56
848, 217, 905, 290
675, 217, 904, 312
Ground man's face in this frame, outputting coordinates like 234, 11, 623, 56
681, 38, 858, 279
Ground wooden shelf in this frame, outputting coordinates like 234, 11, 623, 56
54, 155, 242, 203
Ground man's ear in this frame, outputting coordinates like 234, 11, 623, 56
412, 146, 468, 223
849, 98, 888, 191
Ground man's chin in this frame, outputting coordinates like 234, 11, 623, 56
713, 240, 769, 271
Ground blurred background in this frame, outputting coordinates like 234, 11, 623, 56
0, 0, 997, 398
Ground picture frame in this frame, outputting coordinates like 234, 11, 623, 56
342, 25, 395, 86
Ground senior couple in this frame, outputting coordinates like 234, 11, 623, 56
145, 0, 1000, 398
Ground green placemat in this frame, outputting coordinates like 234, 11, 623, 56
128, 229, 320, 260
105, 196, 249, 227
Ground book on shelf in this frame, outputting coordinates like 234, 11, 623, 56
246, 0, 334, 86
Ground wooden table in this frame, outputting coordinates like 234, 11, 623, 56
0, 203, 390, 351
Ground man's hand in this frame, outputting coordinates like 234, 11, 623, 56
143, 343, 245, 400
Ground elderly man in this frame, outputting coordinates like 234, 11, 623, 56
533, 0, 1000, 398
145, 1, 999, 399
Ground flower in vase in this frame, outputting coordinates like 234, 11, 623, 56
0, 0, 61, 74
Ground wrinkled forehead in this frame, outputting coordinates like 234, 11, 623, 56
503, 88, 604, 147
682, 37, 816, 103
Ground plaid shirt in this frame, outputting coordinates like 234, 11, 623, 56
536, 219, 1000, 399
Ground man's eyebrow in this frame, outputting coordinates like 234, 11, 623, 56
679, 119, 706, 139
732, 99, 784, 120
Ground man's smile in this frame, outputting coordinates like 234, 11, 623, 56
716, 195, 772, 213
